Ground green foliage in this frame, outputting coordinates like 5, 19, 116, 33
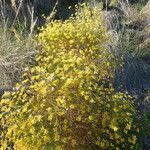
1, 4, 138, 149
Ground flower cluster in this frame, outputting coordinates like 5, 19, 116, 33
1, 4, 138, 150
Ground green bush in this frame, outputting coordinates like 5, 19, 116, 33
1, 4, 138, 149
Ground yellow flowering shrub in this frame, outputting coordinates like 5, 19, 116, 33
1, 4, 138, 150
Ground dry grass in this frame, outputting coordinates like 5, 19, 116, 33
0, 29, 37, 89
102, 1, 150, 96
0, 0, 38, 32
0, 1, 39, 90
0, 1, 60, 92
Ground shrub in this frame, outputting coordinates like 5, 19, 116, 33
1, 4, 138, 149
